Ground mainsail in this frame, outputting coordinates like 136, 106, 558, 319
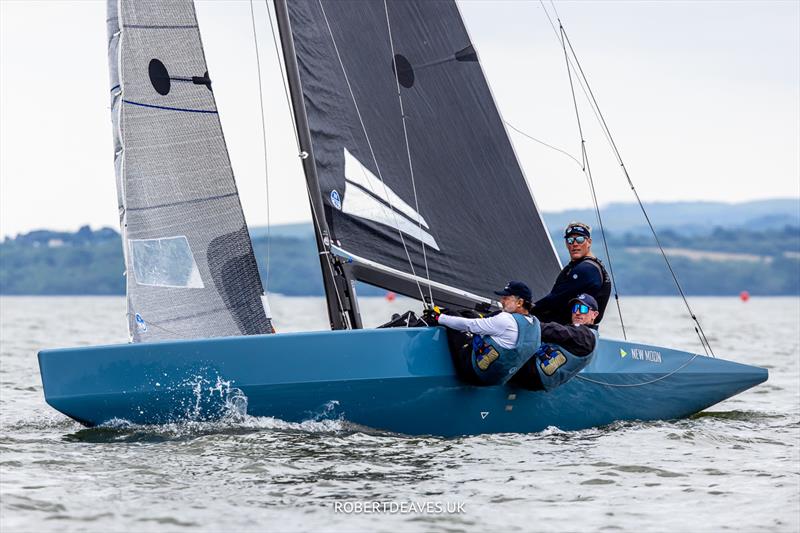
277, 0, 561, 310
108, 0, 272, 342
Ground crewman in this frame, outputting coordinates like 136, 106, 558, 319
532, 221, 611, 325
426, 281, 541, 386
511, 293, 599, 391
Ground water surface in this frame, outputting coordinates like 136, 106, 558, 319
1, 296, 798, 532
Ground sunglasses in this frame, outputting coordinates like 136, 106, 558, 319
566, 236, 587, 245
572, 303, 593, 314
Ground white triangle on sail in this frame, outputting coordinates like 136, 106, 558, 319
341, 148, 439, 251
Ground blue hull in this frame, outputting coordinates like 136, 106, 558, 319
38, 328, 767, 436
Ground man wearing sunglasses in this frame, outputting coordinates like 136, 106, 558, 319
511, 293, 599, 391
532, 222, 611, 326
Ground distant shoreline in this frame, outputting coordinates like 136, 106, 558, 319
2, 199, 797, 297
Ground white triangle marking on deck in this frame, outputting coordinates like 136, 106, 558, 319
480, 411, 489, 419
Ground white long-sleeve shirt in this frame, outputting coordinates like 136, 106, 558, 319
437, 312, 534, 349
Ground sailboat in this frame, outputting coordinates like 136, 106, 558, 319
37, 0, 766, 437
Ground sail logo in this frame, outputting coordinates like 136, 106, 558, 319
134, 313, 148, 333
330, 190, 342, 210
340, 148, 439, 251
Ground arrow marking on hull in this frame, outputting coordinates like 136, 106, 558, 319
620, 348, 628, 358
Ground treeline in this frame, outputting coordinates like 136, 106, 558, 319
1, 225, 798, 296
609, 225, 800, 257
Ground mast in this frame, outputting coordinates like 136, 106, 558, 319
273, 0, 362, 330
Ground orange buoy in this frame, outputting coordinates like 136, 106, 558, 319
740, 290, 750, 302
385, 291, 396, 302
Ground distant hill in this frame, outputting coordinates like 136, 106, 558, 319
1, 200, 798, 297
248, 198, 800, 240
541, 199, 800, 236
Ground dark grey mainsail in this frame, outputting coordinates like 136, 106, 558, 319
277, 0, 560, 310
108, 0, 272, 342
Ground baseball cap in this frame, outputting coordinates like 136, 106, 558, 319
494, 281, 532, 302
570, 293, 598, 311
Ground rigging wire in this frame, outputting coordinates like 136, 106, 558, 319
575, 352, 702, 388
538, 1, 714, 356
264, 0, 301, 149
382, 0, 435, 307
539, 5, 618, 156
503, 121, 583, 170
556, 14, 716, 357
249, 0, 272, 295
317, 0, 429, 305
262, 0, 349, 326
554, 18, 627, 339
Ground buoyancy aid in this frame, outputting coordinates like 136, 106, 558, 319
471, 314, 541, 385
533, 328, 598, 391
579, 257, 611, 323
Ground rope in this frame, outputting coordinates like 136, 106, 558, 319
556, 21, 627, 339
263, 0, 349, 326
382, 0, 434, 308
575, 352, 702, 388
318, 0, 428, 304
249, 0, 271, 295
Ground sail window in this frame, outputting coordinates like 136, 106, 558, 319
129, 236, 204, 288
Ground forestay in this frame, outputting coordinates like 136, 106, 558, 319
108, 0, 272, 342
282, 0, 560, 305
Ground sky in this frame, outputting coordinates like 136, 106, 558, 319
0, 0, 798, 238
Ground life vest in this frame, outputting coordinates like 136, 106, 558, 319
579, 257, 611, 323
533, 328, 598, 391
471, 314, 541, 385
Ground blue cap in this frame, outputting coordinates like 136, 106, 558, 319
494, 281, 532, 302
564, 222, 591, 238
570, 293, 598, 311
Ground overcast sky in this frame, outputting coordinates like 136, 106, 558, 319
1, 0, 798, 238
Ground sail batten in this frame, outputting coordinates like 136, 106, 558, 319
108, 0, 271, 342
282, 0, 560, 306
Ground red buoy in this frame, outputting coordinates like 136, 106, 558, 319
740, 290, 750, 302
385, 291, 396, 302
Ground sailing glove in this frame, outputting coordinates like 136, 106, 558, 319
421, 307, 441, 325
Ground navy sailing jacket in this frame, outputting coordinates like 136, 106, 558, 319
533, 256, 611, 325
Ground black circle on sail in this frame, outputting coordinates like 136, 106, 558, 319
392, 54, 414, 89
148, 59, 170, 95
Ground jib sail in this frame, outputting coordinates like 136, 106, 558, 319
108, 0, 272, 341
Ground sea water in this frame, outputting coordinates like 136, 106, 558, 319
1, 296, 798, 532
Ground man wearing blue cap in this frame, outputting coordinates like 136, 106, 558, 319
428, 281, 540, 386
511, 293, 600, 391
532, 221, 611, 326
